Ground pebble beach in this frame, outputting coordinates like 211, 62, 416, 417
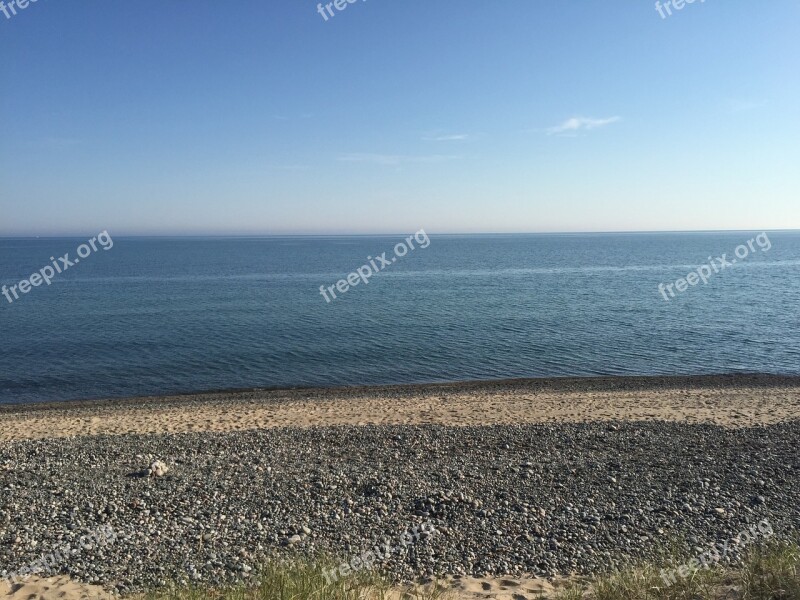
1, 374, 799, 598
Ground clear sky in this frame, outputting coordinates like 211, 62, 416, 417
1, 1, 798, 236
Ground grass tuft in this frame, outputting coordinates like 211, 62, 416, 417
739, 541, 800, 600
141, 557, 448, 600
140, 541, 800, 600
555, 540, 800, 600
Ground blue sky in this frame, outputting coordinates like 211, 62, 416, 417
1, 0, 798, 235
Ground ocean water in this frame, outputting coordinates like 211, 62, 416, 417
1, 232, 799, 404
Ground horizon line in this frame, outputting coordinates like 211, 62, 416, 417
0, 228, 797, 239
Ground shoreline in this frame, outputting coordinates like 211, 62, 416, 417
3, 372, 799, 412
2, 373, 799, 442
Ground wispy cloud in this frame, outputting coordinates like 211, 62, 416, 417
422, 133, 470, 142
28, 137, 84, 150
268, 164, 310, 171
338, 153, 461, 166
726, 99, 766, 114
546, 116, 621, 136
273, 113, 314, 121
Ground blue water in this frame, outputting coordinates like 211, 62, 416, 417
1, 232, 799, 404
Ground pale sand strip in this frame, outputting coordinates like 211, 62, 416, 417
2, 376, 799, 442
0, 576, 113, 600
0, 574, 566, 600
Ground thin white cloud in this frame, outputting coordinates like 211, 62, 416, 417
338, 153, 461, 166
273, 113, 314, 120
28, 137, 84, 149
726, 99, 766, 114
546, 116, 621, 136
422, 134, 470, 142
268, 165, 310, 171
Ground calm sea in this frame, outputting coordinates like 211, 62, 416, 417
1, 232, 799, 404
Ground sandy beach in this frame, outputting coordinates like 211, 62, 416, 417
1, 375, 799, 599
2, 374, 799, 442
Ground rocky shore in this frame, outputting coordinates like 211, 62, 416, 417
1, 420, 798, 594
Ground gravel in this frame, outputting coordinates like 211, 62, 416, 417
0, 421, 798, 593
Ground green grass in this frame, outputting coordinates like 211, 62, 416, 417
141, 558, 449, 600
740, 542, 800, 600
140, 542, 799, 600
553, 540, 800, 600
